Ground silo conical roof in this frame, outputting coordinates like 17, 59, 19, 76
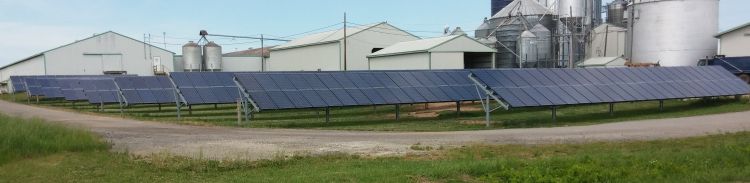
520, 30, 537, 38
530, 24, 551, 33
492, 0, 554, 18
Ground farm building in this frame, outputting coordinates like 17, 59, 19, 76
267, 22, 420, 71
586, 24, 627, 59
715, 22, 750, 57
367, 35, 496, 70
173, 47, 273, 72
0, 31, 174, 91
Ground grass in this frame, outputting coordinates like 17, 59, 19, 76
2, 92, 750, 131
0, 113, 108, 165
0, 113, 749, 182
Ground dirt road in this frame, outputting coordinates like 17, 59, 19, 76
1, 100, 748, 160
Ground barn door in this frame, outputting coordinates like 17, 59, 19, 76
102, 54, 123, 72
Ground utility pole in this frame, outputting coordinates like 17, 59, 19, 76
163, 32, 167, 48
343, 12, 347, 71
261, 34, 265, 72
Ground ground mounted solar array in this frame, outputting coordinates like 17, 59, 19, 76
234, 70, 479, 111
115, 76, 177, 105
79, 78, 122, 104
470, 66, 750, 108
169, 72, 241, 105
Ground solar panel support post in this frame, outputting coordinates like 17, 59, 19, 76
609, 103, 614, 116
395, 104, 400, 121
551, 106, 558, 123
659, 100, 664, 112
325, 107, 331, 123
174, 88, 181, 121
116, 92, 124, 118
469, 73, 510, 128
188, 105, 192, 115
158, 104, 162, 112
237, 98, 242, 126
456, 101, 461, 117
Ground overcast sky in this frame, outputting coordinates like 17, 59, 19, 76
1, 0, 748, 66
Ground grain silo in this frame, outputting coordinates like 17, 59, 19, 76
606, 0, 627, 27
182, 41, 202, 72
627, 0, 719, 66
203, 41, 223, 72
491, 0, 513, 16
488, 0, 556, 68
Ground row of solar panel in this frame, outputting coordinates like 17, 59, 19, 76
10, 75, 128, 93
115, 76, 177, 104
234, 71, 480, 110
169, 72, 241, 104
472, 66, 750, 108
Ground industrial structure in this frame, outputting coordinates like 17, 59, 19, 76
367, 35, 496, 70
715, 22, 750, 57
0, 31, 174, 92
626, 0, 719, 67
174, 47, 273, 72
479, 0, 720, 68
268, 22, 420, 71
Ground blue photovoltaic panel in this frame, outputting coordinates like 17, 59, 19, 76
79, 78, 121, 104
234, 70, 482, 110
471, 66, 750, 108
114, 76, 176, 105
169, 72, 244, 105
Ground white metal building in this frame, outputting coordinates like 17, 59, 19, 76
586, 24, 626, 59
268, 22, 420, 71
367, 35, 496, 70
578, 57, 627, 68
715, 22, 750, 57
0, 31, 174, 85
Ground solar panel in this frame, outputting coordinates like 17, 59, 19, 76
79, 78, 122, 104
471, 66, 750, 108
169, 72, 243, 105
235, 70, 482, 111
114, 76, 176, 105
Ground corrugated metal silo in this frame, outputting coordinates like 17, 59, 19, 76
627, 0, 719, 66
606, 0, 627, 27
182, 41, 202, 72
530, 24, 553, 68
491, 0, 556, 68
203, 41, 222, 72
518, 31, 538, 68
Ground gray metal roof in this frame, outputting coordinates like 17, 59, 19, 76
0, 31, 175, 70
492, 0, 554, 19
368, 35, 496, 58
272, 22, 418, 51
715, 22, 750, 38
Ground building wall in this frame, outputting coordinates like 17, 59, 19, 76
344, 24, 420, 70
368, 53, 430, 70
587, 25, 627, 59
269, 23, 419, 71
268, 42, 341, 71
42, 32, 174, 76
719, 26, 750, 57
0, 56, 46, 82
430, 52, 465, 69
222, 57, 263, 72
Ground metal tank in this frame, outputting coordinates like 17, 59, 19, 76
491, 0, 513, 16
606, 0, 627, 27
203, 41, 223, 72
489, 0, 556, 68
530, 24, 554, 68
182, 41, 202, 72
518, 31, 538, 68
627, 0, 719, 67
475, 18, 493, 38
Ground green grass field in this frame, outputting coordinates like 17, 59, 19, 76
2, 93, 750, 131
0, 113, 748, 182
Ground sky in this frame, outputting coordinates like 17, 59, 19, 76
0, 0, 748, 66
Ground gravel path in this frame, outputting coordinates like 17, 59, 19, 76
1, 100, 748, 160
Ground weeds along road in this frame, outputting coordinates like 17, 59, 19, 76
0, 99, 749, 160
